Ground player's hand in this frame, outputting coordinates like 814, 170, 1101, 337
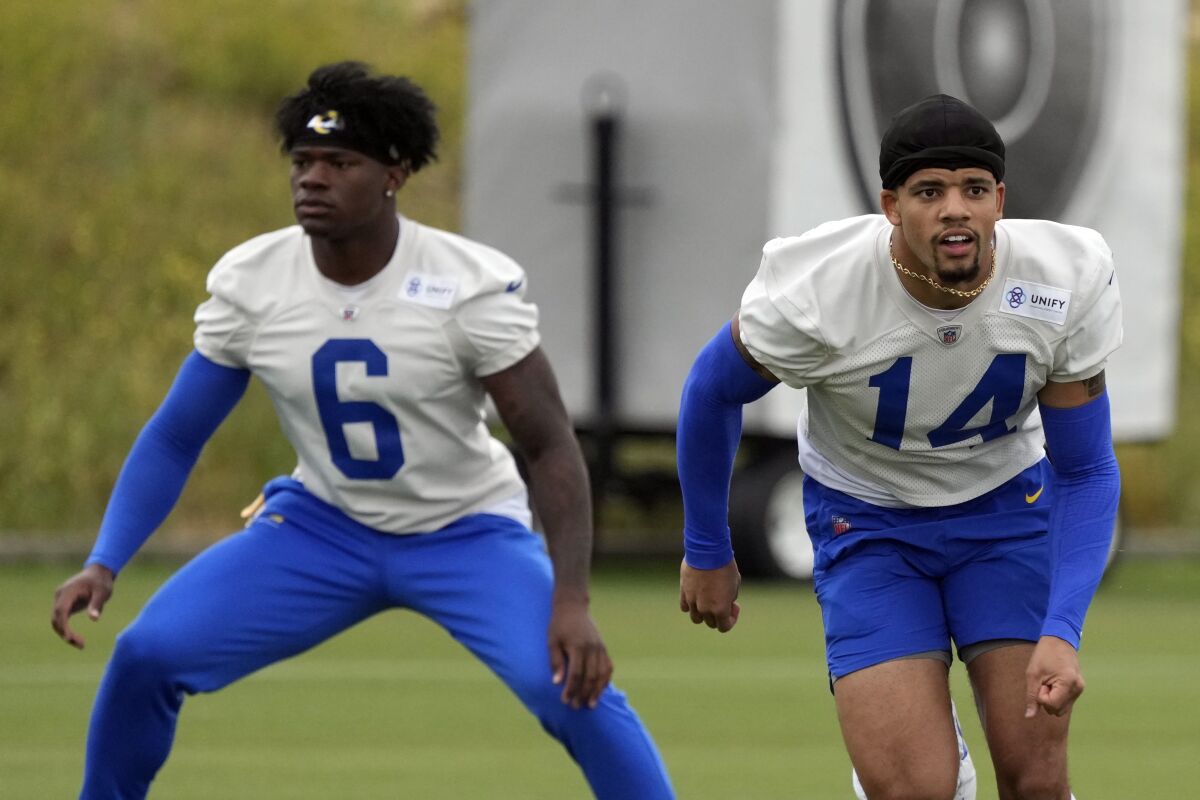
51, 563, 116, 650
547, 592, 612, 710
679, 558, 741, 633
1024, 635, 1085, 718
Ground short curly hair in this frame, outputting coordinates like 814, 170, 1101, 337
275, 61, 439, 172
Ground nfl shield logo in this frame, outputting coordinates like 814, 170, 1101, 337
832, 515, 852, 536
937, 324, 962, 346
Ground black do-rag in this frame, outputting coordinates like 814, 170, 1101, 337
879, 94, 1005, 189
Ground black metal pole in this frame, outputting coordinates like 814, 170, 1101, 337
590, 108, 618, 509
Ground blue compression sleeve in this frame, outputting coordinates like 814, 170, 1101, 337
677, 322, 777, 569
86, 351, 251, 574
1039, 392, 1121, 647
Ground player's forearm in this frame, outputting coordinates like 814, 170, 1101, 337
525, 440, 595, 600
677, 322, 776, 569
87, 420, 204, 573
1039, 394, 1121, 646
87, 351, 249, 574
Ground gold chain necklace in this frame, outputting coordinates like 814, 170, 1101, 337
889, 240, 996, 299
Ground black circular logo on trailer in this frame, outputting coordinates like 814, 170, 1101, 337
836, 0, 1112, 220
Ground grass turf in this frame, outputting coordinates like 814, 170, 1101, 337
2, 556, 1196, 798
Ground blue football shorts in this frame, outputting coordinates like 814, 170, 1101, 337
803, 459, 1053, 678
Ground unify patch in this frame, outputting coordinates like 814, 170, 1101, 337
400, 273, 458, 309
997, 278, 1071, 325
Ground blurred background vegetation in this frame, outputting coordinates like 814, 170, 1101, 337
0, 0, 1196, 549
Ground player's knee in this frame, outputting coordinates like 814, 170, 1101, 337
857, 768, 958, 800
990, 744, 1067, 800
500, 660, 547, 698
111, 625, 185, 682
515, 678, 627, 736
871, 784, 958, 800
997, 769, 1068, 800
498, 665, 562, 720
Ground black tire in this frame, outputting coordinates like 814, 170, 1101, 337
729, 452, 815, 580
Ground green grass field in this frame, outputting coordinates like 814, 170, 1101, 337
2, 557, 1196, 799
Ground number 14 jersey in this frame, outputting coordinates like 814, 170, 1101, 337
738, 215, 1122, 507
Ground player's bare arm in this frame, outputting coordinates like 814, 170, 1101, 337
1038, 370, 1106, 409
51, 563, 115, 650
482, 347, 612, 709
731, 313, 780, 383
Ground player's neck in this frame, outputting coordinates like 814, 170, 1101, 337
899, 276, 974, 311
888, 234, 992, 311
310, 213, 400, 286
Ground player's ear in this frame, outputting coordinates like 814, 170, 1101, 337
385, 166, 408, 197
880, 189, 901, 225
995, 182, 1006, 219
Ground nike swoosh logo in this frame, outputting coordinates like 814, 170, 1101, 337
1025, 486, 1044, 504
505, 279, 524, 292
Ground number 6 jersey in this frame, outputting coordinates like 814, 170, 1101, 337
738, 214, 1122, 507
193, 215, 538, 534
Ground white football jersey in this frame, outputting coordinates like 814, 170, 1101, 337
739, 215, 1122, 507
194, 215, 538, 534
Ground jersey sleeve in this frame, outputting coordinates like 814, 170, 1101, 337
193, 259, 256, 368
453, 281, 541, 377
1051, 236, 1123, 382
737, 241, 829, 387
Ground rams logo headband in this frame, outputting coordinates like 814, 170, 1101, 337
290, 108, 401, 165
305, 110, 344, 136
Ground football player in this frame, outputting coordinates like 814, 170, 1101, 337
678, 94, 1119, 799
52, 61, 674, 800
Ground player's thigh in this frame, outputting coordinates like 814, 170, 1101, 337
966, 644, 1070, 791
835, 657, 961, 799
122, 515, 383, 692
814, 542, 951, 677
390, 515, 556, 691
943, 533, 1049, 652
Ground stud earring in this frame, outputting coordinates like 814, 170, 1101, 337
385, 189, 395, 198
